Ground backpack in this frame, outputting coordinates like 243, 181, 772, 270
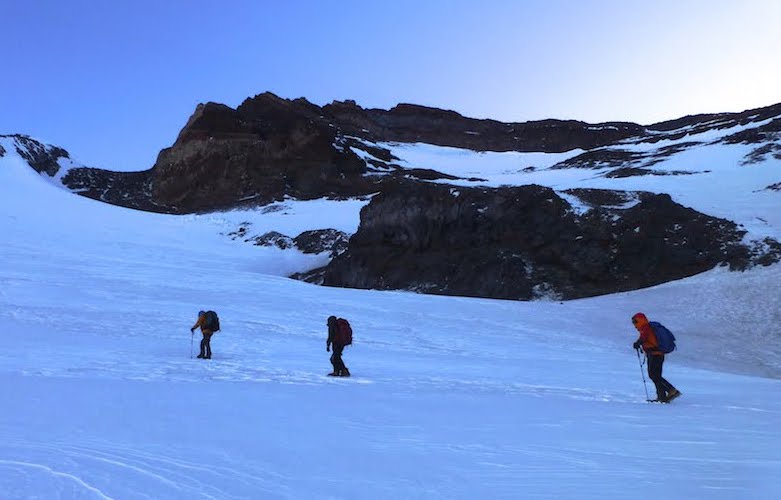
650, 321, 675, 353
204, 310, 220, 332
335, 318, 352, 346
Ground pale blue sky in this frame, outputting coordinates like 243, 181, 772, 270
2, 0, 780, 170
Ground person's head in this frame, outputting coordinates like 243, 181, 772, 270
632, 312, 649, 330
327, 315, 337, 326
198, 310, 206, 317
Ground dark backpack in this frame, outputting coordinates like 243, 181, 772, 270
204, 311, 220, 332
650, 321, 675, 353
335, 318, 352, 346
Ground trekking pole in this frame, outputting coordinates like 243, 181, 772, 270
636, 348, 650, 400
190, 331, 194, 359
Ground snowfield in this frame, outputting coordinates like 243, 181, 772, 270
1, 136, 781, 499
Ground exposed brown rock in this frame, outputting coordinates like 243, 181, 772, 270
150, 99, 370, 213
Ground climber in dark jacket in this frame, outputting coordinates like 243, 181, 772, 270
326, 315, 350, 377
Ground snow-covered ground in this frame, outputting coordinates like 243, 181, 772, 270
2, 138, 781, 499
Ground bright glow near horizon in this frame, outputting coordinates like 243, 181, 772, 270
2, 0, 780, 171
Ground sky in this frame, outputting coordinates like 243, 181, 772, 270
2, 0, 780, 171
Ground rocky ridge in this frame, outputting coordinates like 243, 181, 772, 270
6, 96, 781, 214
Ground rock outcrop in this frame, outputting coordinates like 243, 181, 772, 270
322, 183, 780, 300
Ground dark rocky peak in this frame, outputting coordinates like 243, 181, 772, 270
173, 102, 249, 145
173, 93, 326, 147
237, 92, 322, 127
149, 94, 370, 213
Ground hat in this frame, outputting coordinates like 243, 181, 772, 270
631, 312, 648, 326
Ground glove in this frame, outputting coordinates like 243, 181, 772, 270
327, 345, 331, 352
190, 327, 195, 333
633, 340, 642, 350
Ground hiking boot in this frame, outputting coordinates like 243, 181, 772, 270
340, 369, 351, 377
327, 372, 339, 377
196, 354, 204, 359
666, 388, 681, 401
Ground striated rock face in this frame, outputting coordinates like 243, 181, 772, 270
150, 98, 371, 213
322, 183, 779, 300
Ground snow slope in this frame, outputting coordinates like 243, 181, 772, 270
2, 139, 781, 499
